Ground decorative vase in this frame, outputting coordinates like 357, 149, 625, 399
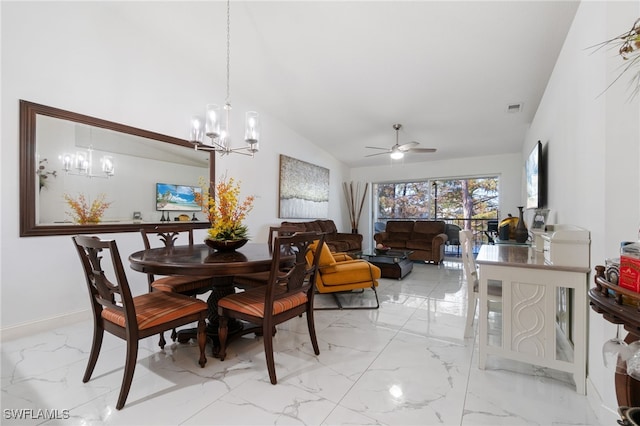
205, 238, 248, 252
514, 206, 528, 243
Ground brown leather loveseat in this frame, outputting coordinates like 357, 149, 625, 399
374, 220, 448, 264
281, 219, 362, 254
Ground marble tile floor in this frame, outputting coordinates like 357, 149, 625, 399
1, 260, 602, 425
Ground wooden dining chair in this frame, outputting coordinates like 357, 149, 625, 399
140, 226, 215, 345
72, 235, 208, 410
233, 225, 300, 290
216, 232, 325, 384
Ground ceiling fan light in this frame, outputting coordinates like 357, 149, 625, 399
390, 150, 404, 160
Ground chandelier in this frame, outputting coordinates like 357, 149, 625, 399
60, 128, 115, 178
60, 148, 115, 179
189, 0, 259, 156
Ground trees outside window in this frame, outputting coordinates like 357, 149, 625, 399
373, 177, 499, 231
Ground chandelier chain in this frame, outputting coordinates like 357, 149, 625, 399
225, 0, 231, 105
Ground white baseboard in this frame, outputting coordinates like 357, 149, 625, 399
586, 375, 619, 425
1, 309, 90, 342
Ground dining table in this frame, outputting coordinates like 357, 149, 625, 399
128, 242, 277, 344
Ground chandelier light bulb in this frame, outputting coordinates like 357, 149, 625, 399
190, 116, 205, 143
101, 156, 115, 176
205, 104, 220, 138
61, 153, 73, 172
245, 111, 259, 144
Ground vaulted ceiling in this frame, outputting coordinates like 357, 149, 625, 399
123, 1, 580, 167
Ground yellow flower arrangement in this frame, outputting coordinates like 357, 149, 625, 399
200, 176, 254, 241
64, 193, 112, 224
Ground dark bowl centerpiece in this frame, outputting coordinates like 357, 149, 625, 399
204, 238, 248, 252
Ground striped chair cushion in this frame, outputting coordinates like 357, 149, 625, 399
218, 287, 308, 318
102, 292, 207, 330
151, 275, 213, 293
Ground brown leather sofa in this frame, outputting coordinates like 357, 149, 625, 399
281, 219, 362, 254
374, 220, 448, 264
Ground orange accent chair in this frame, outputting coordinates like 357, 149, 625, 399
216, 232, 325, 384
72, 235, 208, 410
307, 241, 381, 310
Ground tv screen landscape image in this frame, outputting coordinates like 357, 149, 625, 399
156, 183, 202, 212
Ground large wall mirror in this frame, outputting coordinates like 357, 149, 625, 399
20, 100, 213, 237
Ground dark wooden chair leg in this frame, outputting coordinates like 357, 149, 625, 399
116, 341, 138, 410
83, 324, 104, 383
197, 319, 207, 367
158, 332, 166, 349
306, 306, 320, 355
263, 322, 277, 384
218, 316, 228, 361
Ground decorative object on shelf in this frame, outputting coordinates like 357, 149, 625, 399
589, 17, 640, 99
343, 181, 368, 234
203, 175, 254, 250
189, 0, 259, 156
499, 214, 517, 240
514, 206, 528, 243
529, 208, 550, 232
64, 193, 112, 224
375, 243, 390, 255
37, 158, 57, 191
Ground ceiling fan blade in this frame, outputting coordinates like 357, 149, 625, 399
398, 141, 419, 151
365, 146, 391, 151
407, 147, 437, 153
365, 151, 390, 157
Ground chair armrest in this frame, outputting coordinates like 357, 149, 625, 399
432, 233, 448, 249
373, 232, 388, 244
332, 253, 353, 262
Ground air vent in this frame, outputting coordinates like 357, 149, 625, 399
506, 103, 523, 113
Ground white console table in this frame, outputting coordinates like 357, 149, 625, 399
476, 244, 590, 394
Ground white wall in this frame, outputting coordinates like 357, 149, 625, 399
522, 1, 640, 421
0, 2, 349, 329
350, 153, 522, 249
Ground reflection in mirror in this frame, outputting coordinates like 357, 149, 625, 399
20, 100, 213, 236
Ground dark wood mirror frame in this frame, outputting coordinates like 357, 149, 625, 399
19, 100, 214, 237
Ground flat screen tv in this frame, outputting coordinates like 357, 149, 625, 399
156, 183, 202, 212
525, 141, 546, 209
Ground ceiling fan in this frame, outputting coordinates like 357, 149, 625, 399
365, 123, 436, 160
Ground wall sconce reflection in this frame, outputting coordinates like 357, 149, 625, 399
60, 148, 114, 178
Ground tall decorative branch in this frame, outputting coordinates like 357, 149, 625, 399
588, 17, 640, 99
343, 181, 368, 233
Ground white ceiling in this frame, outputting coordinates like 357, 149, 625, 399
122, 1, 579, 167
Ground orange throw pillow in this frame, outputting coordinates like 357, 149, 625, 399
308, 240, 336, 268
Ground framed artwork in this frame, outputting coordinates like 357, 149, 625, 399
530, 208, 550, 231
279, 155, 329, 218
